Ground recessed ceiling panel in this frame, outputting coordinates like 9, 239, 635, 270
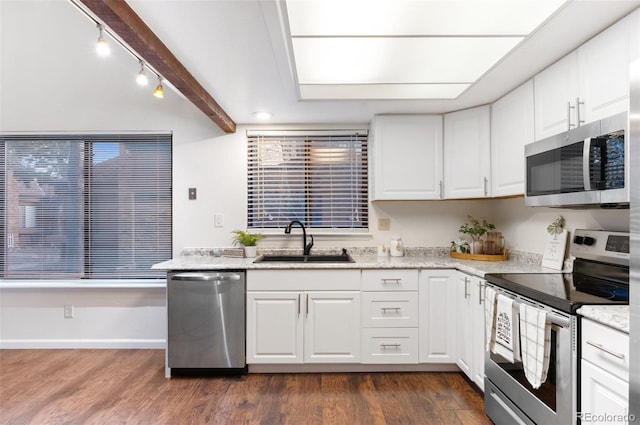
287, 0, 569, 36
299, 83, 471, 100
285, 0, 570, 100
292, 37, 523, 84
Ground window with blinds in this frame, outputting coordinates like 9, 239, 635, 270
0, 134, 172, 279
247, 130, 368, 231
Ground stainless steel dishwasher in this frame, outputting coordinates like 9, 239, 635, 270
167, 270, 246, 374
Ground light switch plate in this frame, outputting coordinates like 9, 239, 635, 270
214, 213, 224, 228
188, 188, 197, 200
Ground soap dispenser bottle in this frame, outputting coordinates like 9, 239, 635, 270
390, 234, 404, 257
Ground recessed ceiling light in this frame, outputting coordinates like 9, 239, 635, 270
253, 112, 273, 120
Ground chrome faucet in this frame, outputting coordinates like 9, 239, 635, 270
285, 220, 313, 255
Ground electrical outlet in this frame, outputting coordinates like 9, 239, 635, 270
188, 187, 197, 200
378, 218, 390, 231
64, 304, 74, 319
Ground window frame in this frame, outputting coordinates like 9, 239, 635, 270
0, 132, 172, 280
246, 129, 369, 233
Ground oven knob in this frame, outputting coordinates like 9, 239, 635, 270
583, 236, 596, 246
573, 236, 584, 245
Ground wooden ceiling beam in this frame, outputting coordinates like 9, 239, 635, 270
78, 0, 236, 134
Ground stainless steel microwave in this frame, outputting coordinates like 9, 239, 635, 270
525, 112, 628, 207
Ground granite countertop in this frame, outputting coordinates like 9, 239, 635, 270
152, 247, 555, 278
576, 305, 630, 333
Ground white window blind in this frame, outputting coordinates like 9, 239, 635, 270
0, 134, 172, 279
247, 130, 368, 230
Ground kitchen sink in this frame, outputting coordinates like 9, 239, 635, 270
253, 253, 355, 263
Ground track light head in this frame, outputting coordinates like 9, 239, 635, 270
136, 61, 148, 86
95, 23, 110, 56
153, 77, 164, 98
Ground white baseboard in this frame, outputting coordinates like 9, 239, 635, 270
0, 339, 166, 349
248, 363, 460, 373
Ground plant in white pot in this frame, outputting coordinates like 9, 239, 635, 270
231, 230, 264, 258
458, 215, 495, 254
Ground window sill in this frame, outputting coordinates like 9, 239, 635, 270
0, 279, 166, 289
257, 231, 373, 239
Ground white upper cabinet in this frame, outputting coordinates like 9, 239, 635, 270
371, 115, 443, 200
534, 11, 638, 140
578, 11, 636, 124
533, 52, 579, 140
443, 105, 491, 199
490, 80, 534, 197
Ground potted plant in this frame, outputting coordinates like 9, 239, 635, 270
458, 215, 496, 254
231, 230, 264, 258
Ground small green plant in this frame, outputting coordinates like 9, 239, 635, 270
547, 216, 565, 235
231, 230, 264, 247
450, 238, 470, 253
458, 215, 496, 240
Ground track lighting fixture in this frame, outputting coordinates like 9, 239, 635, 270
153, 77, 165, 98
136, 60, 148, 86
95, 23, 110, 56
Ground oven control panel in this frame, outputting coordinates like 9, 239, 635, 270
571, 229, 629, 265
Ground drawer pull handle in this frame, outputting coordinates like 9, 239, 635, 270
381, 307, 401, 313
586, 340, 625, 360
380, 343, 401, 349
381, 278, 402, 284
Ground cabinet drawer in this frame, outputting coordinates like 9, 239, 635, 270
581, 319, 629, 381
361, 328, 419, 364
362, 269, 418, 291
362, 292, 418, 327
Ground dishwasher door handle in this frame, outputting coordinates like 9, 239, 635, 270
171, 272, 241, 282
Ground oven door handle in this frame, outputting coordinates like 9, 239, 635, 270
548, 312, 571, 329
511, 300, 571, 328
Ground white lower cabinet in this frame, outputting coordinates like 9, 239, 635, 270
361, 269, 419, 364
419, 270, 457, 363
455, 271, 486, 391
304, 291, 361, 363
247, 292, 303, 363
246, 270, 361, 364
580, 318, 630, 424
247, 291, 360, 364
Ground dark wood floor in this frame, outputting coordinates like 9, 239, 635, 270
0, 350, 491, 425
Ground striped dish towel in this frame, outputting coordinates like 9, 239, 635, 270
519, 303, 551, 389
485, 286, 497, 352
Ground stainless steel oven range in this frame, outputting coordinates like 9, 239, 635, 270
484, 229, 629, 425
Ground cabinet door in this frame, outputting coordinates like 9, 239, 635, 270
443, 105, 491, 199
581, 360, 629, 424
472, 278, 486, 391
419, 270, 457, 363
455, 272, 473, 378
247, 292, 303, 364
371, 115, 443, 200
578, 13, 634, 124
533, 52, 579, 140
490, 80, 534, 197
304, 291, 361, 363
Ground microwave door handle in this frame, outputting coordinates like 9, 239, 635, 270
583, 138, 592, 191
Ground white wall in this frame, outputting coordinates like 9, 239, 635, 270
0, 287, 166, 348
0, 1, 630, 348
